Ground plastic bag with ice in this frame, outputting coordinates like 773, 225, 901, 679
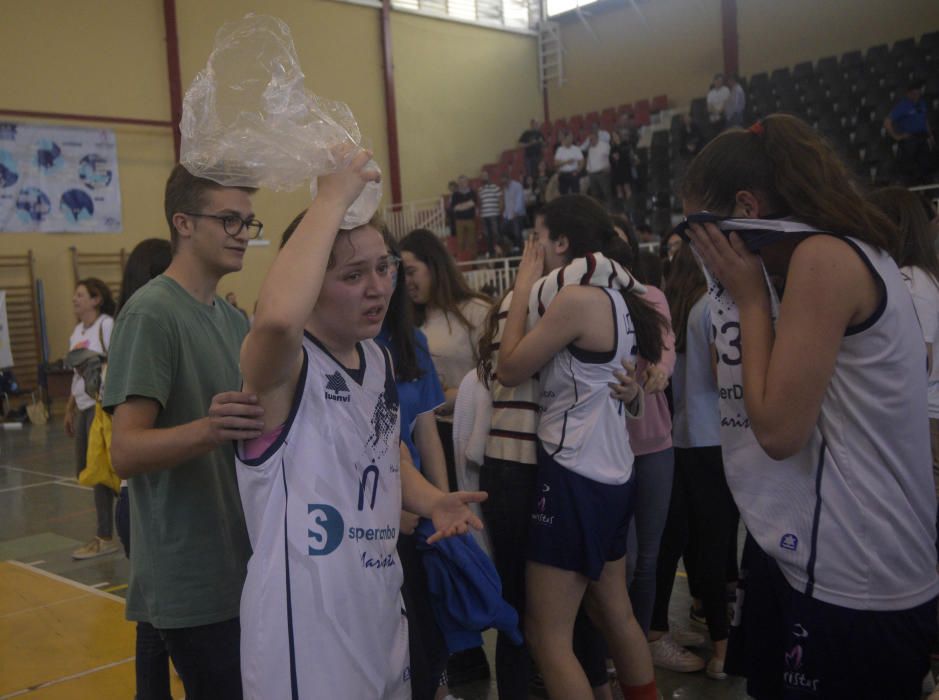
180, 13, 382, 228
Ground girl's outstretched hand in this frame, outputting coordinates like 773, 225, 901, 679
514, 237, 545, 292
315, 148, 381, 210
426, 490, 488, 545
686, 222, 765, 305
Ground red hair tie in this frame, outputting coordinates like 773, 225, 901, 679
749, 121, 764, 135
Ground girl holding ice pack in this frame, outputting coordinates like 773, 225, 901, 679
235, 150, 484, 700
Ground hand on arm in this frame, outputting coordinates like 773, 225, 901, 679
110, 392, 264, 478
399, 442, 486, 544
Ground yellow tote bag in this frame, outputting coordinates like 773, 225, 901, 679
79, 402, 120, 494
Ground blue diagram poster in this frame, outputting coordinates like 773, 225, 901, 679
0, 122, 122, 233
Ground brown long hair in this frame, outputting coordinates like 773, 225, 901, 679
477, 289, 510, 388
78, 277, 116, 318
681, 114, 899, 259
399, 228, 490, 331
869, 187, 939, 290
665, 244, 706, 354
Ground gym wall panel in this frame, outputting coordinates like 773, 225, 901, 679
0, 0, 175, 364
738, 0, 939, 76
545, 0, 723, 120
391, 11, 542, 201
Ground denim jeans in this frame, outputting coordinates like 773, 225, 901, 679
626, 448, 674, 635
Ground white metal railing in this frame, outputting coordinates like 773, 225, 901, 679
383, 198, 448, 240
457, 256, 521, 296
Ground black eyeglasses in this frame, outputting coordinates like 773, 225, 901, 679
183, 212, 264, 239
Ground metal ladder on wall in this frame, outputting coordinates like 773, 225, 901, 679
538, 20, 564, 87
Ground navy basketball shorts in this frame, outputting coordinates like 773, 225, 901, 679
731, 535, 936, 700
526, 444, 635, 580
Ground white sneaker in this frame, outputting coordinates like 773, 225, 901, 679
648, 635, 706, 672
72, 537, 121, 560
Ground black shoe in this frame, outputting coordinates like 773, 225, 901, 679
446, 646, 490, 687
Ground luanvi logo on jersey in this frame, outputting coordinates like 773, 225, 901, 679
324, 371, 351, 402
308, 504, 344, 556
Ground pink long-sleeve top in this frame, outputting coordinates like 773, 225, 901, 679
626, 285, 676, 456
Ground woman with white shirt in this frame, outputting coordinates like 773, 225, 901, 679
65, 277, 117, 560
400, 228, 492, 484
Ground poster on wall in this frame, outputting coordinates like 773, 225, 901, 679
0, 122, 122, 233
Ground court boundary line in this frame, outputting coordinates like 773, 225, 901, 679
0, 480, 63, 494
0, 593, 91, 620
0, 465, 76, 481
6, 560, 126, 603
0, 657, 135, 699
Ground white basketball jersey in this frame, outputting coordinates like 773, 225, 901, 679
236, 334, 410, 700
538, 288, 637, 485
711, 237, 939, 610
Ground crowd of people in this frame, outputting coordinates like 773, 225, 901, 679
59, 108, 939, 700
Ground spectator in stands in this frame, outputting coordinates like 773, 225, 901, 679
584, 131, 613, 207
478, 171, 503, 257
706, 73, 730, 135
451, 175, 478, 257
446, 180, 458, 237
519, 119, 546, 179
679, 114, 705, 160
501, 173, 526, 252
555, 132, 584, 196
724, 74, 746, 128
885, 79, 937, 184
523, 174, 538, 225
610, 129, 635, 210
580, 122, 611, 150
617, 113, 640, 147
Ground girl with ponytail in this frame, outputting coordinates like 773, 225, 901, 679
683, 114, 938, 698
496, 194, 665, 700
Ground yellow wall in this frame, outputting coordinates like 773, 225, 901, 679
546, 0, 939, 122
546, 0, 723, 120
1, 0, 541, 363
1, 0, 175, 368
392, 12, 542, 200
738, 0, 939, 76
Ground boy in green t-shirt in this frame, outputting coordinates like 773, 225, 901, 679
103, 164, 265, 699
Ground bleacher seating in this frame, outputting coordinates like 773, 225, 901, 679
450, 31, 938, 251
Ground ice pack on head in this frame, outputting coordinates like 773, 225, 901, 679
180, 13, 382, 229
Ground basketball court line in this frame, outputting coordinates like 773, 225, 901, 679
0, 657, 136, 699
0, 466, 75, 481
6, 560, 125, 603
0, 481, 62, 494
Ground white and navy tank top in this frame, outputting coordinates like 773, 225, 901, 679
235, 333, 410, 700
712, 236, 939, 611
537, 287, 637, 485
